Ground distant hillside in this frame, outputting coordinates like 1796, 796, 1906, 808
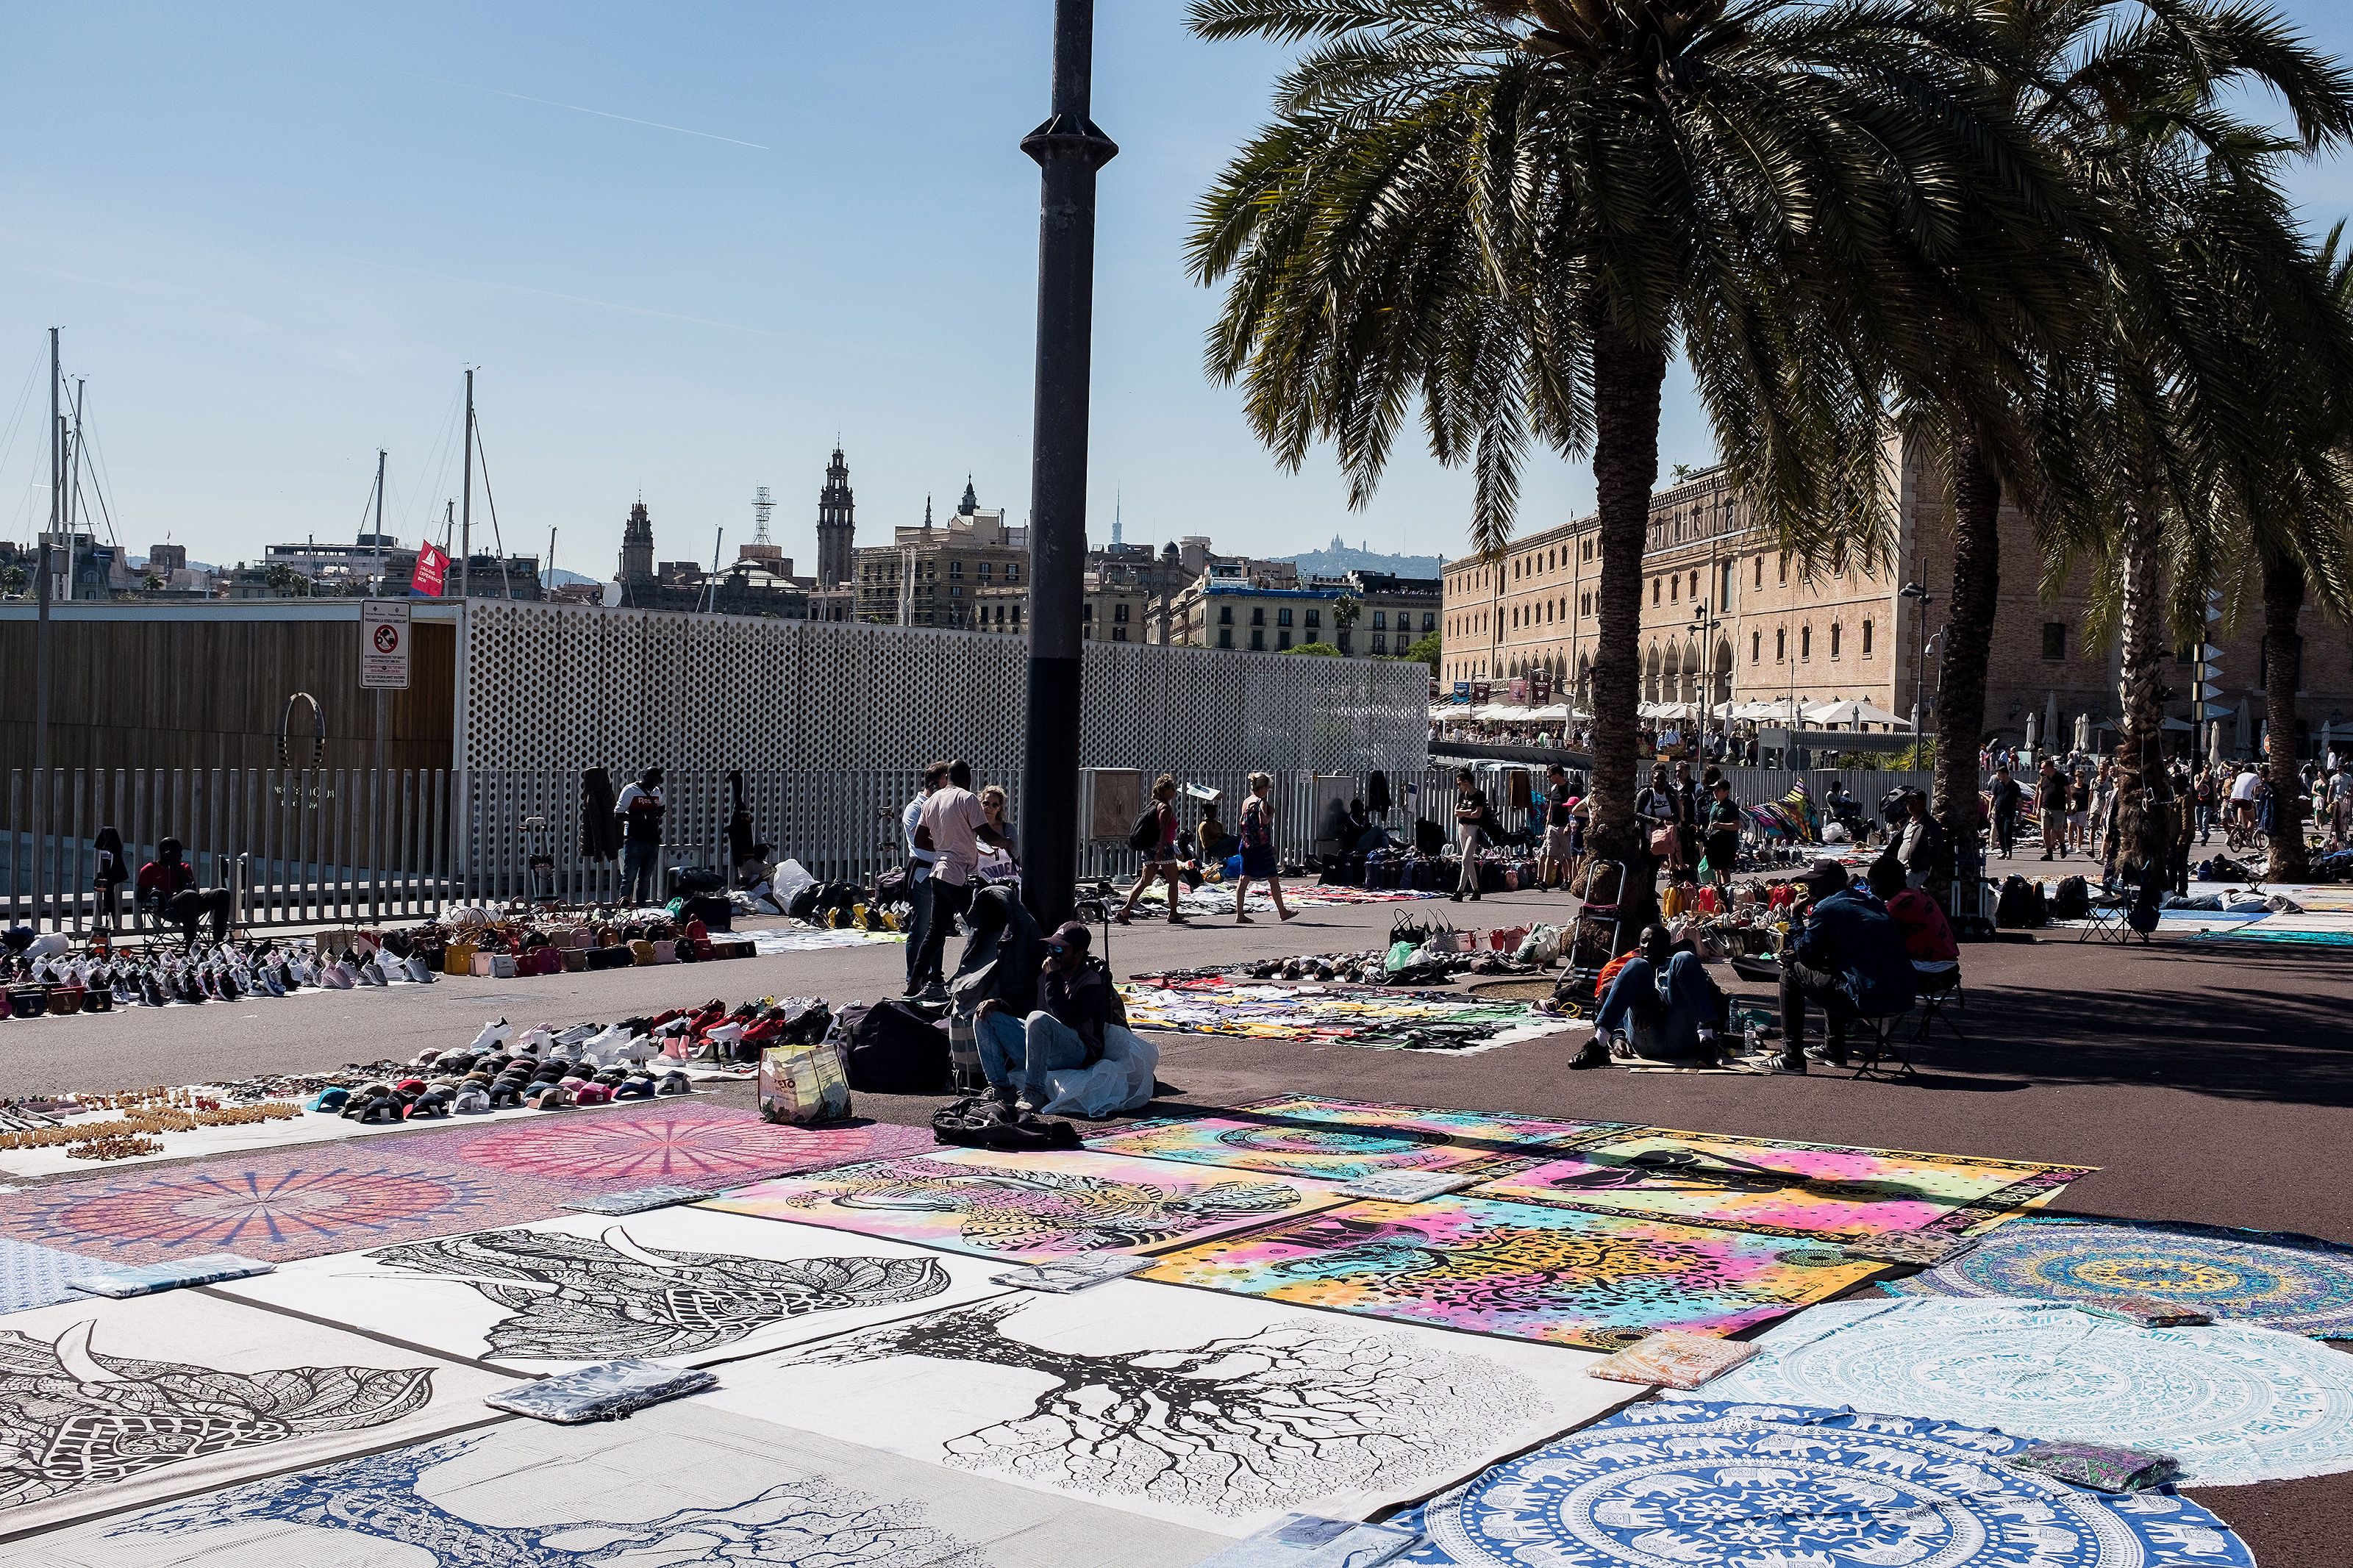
1271, 535, 1443, 580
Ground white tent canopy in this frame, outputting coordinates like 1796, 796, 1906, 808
1729, 698, 1806, 722
1804, 698, 1910, 729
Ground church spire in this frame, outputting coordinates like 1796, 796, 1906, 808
958, 476, 978, 517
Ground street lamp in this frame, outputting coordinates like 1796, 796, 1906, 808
1018, 0, 1118, 928
1688, 598, 1720, 757
1900, 580, 1933, 749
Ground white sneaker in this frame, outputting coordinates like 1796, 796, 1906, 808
554, 1023, 599, 1047
513, 1027, 555, 1056
580, 1025, 634, 1066
320, 962, 355, 989
470, 1020, 513, 1053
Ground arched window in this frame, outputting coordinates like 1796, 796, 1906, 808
1754, 556, 1764, 587
1776, 628, 1786, 661
1862, 620, 1874, 654
1830, 623, 1842, 659
1752, 630, 1761, 663
1669, 576, 1679, 603
1778, 554, 1790, 584
1800, 625, 1813, 659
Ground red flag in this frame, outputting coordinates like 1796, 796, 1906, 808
410, 543, 449, 598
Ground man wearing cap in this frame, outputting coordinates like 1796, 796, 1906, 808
1777, 859, 1917, 1071
974, 921, 1116, 1111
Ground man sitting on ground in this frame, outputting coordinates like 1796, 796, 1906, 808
1572, 924, 1727, 1069
974, 921, 1115, 1111
1868, 859, 1958, 964
1777, 859, 1917, 1072
136, 837, 232, 947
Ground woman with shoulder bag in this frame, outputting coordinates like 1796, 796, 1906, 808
1635, 765, 1684, 871
1232, 772, 1296, 923
1451, 768, 1490, 903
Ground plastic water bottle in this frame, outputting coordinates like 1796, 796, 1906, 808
1743, 1023, 1760, 1059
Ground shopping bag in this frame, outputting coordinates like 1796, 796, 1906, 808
760, 1039, 853, 1125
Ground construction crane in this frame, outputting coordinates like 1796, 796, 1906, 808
751, 485, 774, 545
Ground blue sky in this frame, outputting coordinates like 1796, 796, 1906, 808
4, 1, 2349, 579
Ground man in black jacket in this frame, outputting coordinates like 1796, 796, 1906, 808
974, 921, 1115, 1110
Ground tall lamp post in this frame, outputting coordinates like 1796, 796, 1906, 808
1901, 580, 1933, 753
1689, 598, 1720, 759
1018, 0, 1118, 927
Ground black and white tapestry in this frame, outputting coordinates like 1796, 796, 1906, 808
699, 1280, 1629, 1536
0, 1289, 515, 1539
214, 1208, 1011, 1371
42, 1400, 1227, 1566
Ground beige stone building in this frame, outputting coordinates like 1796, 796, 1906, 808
1440, 442, 2353, 756
851, 482, 1028, 629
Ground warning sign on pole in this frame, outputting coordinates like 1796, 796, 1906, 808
362, 601, 411, 690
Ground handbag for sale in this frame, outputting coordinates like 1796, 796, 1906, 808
1649, 825, 1677, 859
47, 985, 83, 1016
9, 986, 48, 1019
759, 1038, 854, 1125
80, 984, 112, 1013
443, 939, 477, 976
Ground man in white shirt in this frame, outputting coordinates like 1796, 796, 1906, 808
909, 759, 1004, 999
901, 778, 938, 993
2230, 762, 2262, 837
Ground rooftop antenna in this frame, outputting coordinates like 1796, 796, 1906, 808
751, 484, 774, 545
1112, 487, 1123, 549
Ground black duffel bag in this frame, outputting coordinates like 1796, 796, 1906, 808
842, 999, 951, 1094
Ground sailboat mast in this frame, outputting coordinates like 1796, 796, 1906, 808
371, 448, 388, 575
458, 368, 474, 599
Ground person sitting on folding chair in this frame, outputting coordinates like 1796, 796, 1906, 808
1868, 859, 1957, 964
135, 837, 232, 948
1571, 924, 1727, 1070
1775, 859, 1916, 1073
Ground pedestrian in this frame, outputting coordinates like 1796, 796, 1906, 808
1537, 763, 1575, 889
2065, 766, 2092, 856
1671, 759, 1701, 872
909, 759, 1006, 1000
976, 784, 1019, 883
1232, 771, 1296, 923
1701, 777, 1742, 889
1116, 774, 1190, 925
1635, 764, 1684, 875
614, 767, 665, 906
900, 769, 938, 995
1990, 766, 2021, 859
1450, 767, 1492, 903
2193, 766, 2216, 845
2036, 759, 2064, 861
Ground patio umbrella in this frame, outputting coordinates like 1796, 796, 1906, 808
1806, 698, 1909, 730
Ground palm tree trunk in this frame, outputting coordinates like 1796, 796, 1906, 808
1932, 439, 2000, 883
2261, 552, 2308, 880
1583, 315, 1668, 943
2110, 496, 2169, 874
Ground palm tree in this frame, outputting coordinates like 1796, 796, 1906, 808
1915, 0, 2353, 879
1186, 0, 2072, 866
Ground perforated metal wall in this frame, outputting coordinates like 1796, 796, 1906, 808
455, 601, 1429, 781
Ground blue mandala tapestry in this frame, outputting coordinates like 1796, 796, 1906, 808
0, 1236, 101, 1315
1886, 1217, 2353, 1336
1394, 1400, 2253, 1568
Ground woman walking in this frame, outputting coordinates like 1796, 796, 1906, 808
1450, 768, 1491, 902
1232, 772, 1296, 923
1116, 774, 1189, 925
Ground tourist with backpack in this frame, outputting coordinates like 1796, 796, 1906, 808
1116, 774, 1190, 925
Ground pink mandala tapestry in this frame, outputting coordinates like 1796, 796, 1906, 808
442, 1107, 935, 1189
0, 1158, 572, 1264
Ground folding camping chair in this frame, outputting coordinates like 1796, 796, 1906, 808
1910, 961, 1965, 1044
2079, 874, 2154, 945
1847, 1009, 1918, 1081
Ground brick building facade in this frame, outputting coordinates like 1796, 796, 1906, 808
1441, 439, 2353, 756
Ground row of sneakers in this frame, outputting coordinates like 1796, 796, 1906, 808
21, 940, 438, 1011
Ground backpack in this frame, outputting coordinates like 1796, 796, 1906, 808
1128, 807, 1162, 854
843, 999, 952, 1094
931, 1096, 1082, 1151
2049, 876, 2090, 921
1994, 874, 2047, 929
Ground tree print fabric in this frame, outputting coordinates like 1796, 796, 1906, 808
1141, 1196, 1882, 1348
701, 1148, 1343, 1261
1395, 1400, 2254, 1567
699, 1280, 1629, 1536
1679, 1297, 2353, 1485
214, 1208, 1006, 1371
1470, 1128, 2090, 1245
1885, 1217, 2353, 1335
1227, 1096, 1624, 1153
1086, 1115, 1508, 1184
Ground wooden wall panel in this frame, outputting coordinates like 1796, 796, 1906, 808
0, 618, 454, 770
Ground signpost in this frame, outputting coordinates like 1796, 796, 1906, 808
362, 600, 410, 781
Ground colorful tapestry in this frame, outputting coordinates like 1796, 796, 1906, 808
747, 926, 906, 954
426, 1103, 934, 1188
695, 1281, 1630, 1537
2191, 919, 2353, 947
1885, 1216, 2353, 1336
50, 1400, 1226, 1567
0, 1287, 515, 1539
1470, 1128, 2090, 1245
701, 1147, 1345, 1261
1119, 975, 1567, 1053
0, 1151, 576, 1264
216, 1208, 1010, 1371
1141, 1196, 1882, 1349
1395, 1400, 2254, 1567
0, 1236, 101, 1316
1087, 1115, 1507, 1183
1679, 1297, 2353, 1485
1229, 1096, 1623, 1153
